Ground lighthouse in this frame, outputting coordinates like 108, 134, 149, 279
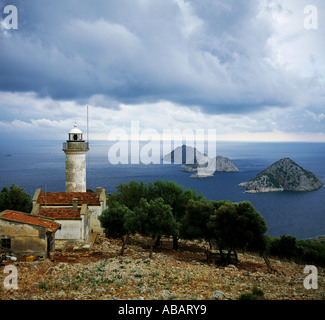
62, 123, 89, 192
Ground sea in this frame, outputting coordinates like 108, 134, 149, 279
1, 139, 325, 241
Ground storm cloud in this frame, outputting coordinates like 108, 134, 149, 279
1, 0, 325, 140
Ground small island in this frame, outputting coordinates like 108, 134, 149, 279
163, 145, 238, 178
162, 144, 209, 166
189, 156, 239, 178
239, 158, 323, 193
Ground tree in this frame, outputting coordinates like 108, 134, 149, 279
111, 179, 201, 250
98, 202, 135, 255
0, 184, 32, 213
209, 201, 267, 265
235, 201, 268, 252
151, 180, 184, 250
268, 235, 298, 258
153, 180, 204, 249
180, 199, 216, 247
134, 198, 179, 258
114, 180, 149, 210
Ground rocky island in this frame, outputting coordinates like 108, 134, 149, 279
190, 156, 239, 178
239, 158, 323, 193
162, 145, 209, 166
163, 145, 238, 178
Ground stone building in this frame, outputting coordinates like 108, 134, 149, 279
31, 187, 106, 241
0, 210, 60, 258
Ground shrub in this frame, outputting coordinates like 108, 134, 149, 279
265, 235, 325, 267
0, 184, 32, 212
238, 286, 265, 300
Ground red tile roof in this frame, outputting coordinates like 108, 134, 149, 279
38, 207, 81, 220
0, 211, 60, 232
36, 192, 100, 206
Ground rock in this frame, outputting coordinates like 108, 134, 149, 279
163, 145, 238, 179
239, 158, 323, 193
190, 172, 214, 178
210, 290, 226, 300
163, 145, 209, 166
159, 290, 170, 299
213, 156, 239, 172
158, 290, 178, 300
57, 262, 67, 269
191, 156, 239, 178
140, 286, 148, 294
57, 290, 66, 297
168, 293, 178, 300
225, 264, 238, 271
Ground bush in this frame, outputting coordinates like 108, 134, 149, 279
238, 286, 265, 300
0, 184, 32, 213
269, 235, 298, 258
265, 235, 325, 267
296, 240, 325, 266
252, 286, 265, 298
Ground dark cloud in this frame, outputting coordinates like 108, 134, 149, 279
0, 0, 324, 115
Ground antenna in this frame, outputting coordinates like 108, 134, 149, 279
87, 105, 89, 143
86, 105, 89, 173
45, 184, 47, 207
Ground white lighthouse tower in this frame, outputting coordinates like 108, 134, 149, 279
62, 122, 89, 192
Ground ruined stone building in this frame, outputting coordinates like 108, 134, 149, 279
0, 210, 60, 258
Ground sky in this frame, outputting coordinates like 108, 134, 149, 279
0, 0, 325, 142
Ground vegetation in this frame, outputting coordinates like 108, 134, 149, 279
238, 286, 265, 300
98, 202, 135, 256
0, 183, 32, 213
265, 235, 325, 267
180, 199, 216, 246
181, 199, 268, 265
100, 180, 268, 262
209, 201, 267, 264
109, 180, 202, 250
132, 198, 179, 258
101, 179, 325, 267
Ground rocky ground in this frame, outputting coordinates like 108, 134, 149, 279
0, 234, 324, 300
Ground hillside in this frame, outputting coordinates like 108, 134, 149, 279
1, 234, 323, 300
239, 158, 323, 193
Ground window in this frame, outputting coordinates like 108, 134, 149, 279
1, 238, 11, 249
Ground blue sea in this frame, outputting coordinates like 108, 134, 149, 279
1, 139, 325, 241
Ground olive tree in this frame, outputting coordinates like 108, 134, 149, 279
110, 180, 201, 250
133, 198, 179, 258
98, 202, 136, 255
0, 184, 32, 213
180, 199, 216, 248
151, 180, 202, 250
209, 201, 267, 265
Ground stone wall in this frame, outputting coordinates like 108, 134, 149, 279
0, 219, 48, 257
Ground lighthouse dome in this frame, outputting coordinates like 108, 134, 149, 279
69, 123, 83, 134
68, 123, 84, 141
